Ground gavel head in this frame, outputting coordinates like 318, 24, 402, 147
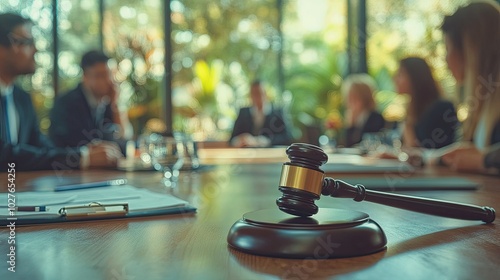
276, 143, 328, 217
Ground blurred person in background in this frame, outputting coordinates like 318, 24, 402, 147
439, 1, 500, 173
230, 80, 291, 147
394, 57, 458, 149
49, 50, 132, 155
342, 74, 385, 147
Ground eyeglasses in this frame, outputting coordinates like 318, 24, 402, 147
8, 34, 35, 47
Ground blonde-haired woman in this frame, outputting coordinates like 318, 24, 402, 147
440, 1, 500, 172
343, 74, 385, 147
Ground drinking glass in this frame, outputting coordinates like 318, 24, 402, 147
146, 134, 184, 187
360, 132, 383, 153
176, 134, 200, 170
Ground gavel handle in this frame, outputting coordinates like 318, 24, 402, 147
322, 178, 496, 223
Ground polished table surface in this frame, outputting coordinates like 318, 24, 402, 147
1, 150, 500, 280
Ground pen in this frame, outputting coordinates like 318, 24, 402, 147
54, 179, 127, 192
16, 206, 48, 212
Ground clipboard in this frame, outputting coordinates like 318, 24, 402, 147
59, 202, 129, 220
0, 185, 196, 226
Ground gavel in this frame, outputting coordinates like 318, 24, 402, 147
276, 143, 496, 223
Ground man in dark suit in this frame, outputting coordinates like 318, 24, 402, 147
230, 80, 291, 147
49, 51, 132, 154
0, 13, 121, 172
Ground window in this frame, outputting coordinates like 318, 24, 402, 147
283, 0, 347, 140
103, 0, 164, 135
172, 0, 279, 140
367, 0, 469, 94
1, 0, 478, 141
58, 0, 100, 93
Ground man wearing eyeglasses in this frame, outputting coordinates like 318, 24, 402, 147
0, 13, 122, 171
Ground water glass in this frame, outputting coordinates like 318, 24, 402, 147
179, 136, 200, 170
360, 132, 383, 153
146, 134, 184, 187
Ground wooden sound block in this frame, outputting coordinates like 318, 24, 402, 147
227, 208, 387, 259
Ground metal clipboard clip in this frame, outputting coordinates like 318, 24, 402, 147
59, 202, 129, 220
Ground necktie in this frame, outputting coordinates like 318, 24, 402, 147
1, 94, 11, 143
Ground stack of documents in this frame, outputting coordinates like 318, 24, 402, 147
0, 185, 195, 225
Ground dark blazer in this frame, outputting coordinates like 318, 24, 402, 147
414, 100, 457, 149
489, 121, 500, 145
345, 111, 385, 147
0, 86, 81, 171
229, 106, 292, 146
49, 83, 126, 154
485, 143, 500, 170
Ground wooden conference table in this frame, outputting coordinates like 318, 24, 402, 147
0, 148, 499, 279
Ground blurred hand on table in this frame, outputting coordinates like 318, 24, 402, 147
87, 141, 123, 168
231, 133, 271, 148
440, 143, 485, 172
